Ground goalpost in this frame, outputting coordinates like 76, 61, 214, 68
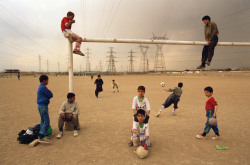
67, 38, 250, 92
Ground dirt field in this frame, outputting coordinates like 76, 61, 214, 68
0, 72, 250, 165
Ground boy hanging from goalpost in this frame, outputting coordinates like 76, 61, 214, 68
61, 11, 84, 56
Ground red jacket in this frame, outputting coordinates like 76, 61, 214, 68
205, 97, 218, 110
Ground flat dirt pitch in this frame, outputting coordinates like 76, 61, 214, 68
0, 72, 250, 164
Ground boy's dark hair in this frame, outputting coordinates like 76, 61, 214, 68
137, 109, 145, 116
138, 86, 145, 92
39, 75, 48, 83
67, 11, 74, 16
98, 75, 101, 77
178, 82, 183, 88
202, 15, 210, 21
204, 86, 213, 93
67, 93, 75, 99
112, 79, 115, 81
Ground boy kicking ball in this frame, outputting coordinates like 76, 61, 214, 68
196, 87, 220, 140
156, 82, 183, 117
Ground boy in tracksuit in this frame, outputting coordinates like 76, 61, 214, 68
196, 86, 220, 140
37, 75, 53, 143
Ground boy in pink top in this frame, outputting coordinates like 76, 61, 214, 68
196, 86, 220, 140
61, 11, 84, 56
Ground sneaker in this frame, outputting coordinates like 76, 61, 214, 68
74, 130, 78, 137
128, 141, 133, 147
205, 61, 211, 66
39, 137, 50, 143
212, 135, 220, 140
156, 112, 161, 117
73, 50, 85, 56
134, 147, 138, 153
197, 65, 206, 69
57, 131, 63, 139
195, 134, 205, 140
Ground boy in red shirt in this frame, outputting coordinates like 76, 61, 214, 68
61, 11, 84, 56
196, 86, 220, 140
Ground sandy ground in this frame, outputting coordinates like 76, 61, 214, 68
0, 72, 250, 165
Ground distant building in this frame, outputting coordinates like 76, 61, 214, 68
4, 69, 20, 73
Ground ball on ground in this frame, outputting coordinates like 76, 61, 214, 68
209, 117, 217, 126
136, 146, 148, 159
160, 82, 165, 87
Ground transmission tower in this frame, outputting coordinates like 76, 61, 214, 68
106, 47, 117, 74
85, 47, 91, 73
98, 60, 102, 72
38, 55, 41, 72
139, 45, 149, 72
128, 50, 135, 73
151, 33, 167, 72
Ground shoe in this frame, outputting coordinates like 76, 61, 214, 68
74, 130, 78, 137
128, 141, 133, 147
156, 112, 161, 117
205, 61, 211, 66
195, 134, 205, 140
171, 111, 175, 116
39, 137, 50, 143
197, 65, 206, 69
134, 147, 138, 153
73, 50, 85, 56
212, 135, 220, 140
57, 131, 63, 139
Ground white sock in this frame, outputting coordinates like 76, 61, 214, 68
159, 106, 164, 112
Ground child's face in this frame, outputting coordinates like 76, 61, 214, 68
98, 76, 101, 80
43, 79, 49, 85
204, 90, 212, 97
138, 90, 145, 98
137, 113, 145, 123
67, 15, 74, 20
203, 20, 209, 25
68, 96, 75, 103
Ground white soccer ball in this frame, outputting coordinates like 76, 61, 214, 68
160, 82, 165, 87
136, 146, 149, 159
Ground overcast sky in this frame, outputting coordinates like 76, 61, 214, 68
0, 0, 250, 72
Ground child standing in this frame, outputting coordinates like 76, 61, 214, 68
111, 79, 119, 93
94, 75, 104, 98
132, 109, 150, 151
57, 93, 80, 138
61, 11, 84, 56
37, 75, 53, 143
129, 86, 150, 146
156, 82, 183, 117
196, 86, 220, 140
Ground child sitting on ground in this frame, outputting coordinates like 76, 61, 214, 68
57, 93, 80, 138
132, 109, 150, 152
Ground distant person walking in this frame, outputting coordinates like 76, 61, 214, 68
197, 15, 219, 69
17, 72, 20, 80
94, 75, 104, 98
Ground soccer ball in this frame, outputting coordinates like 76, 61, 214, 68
209, 117, 217, 126
160, 82, 165, 87
136, 146, 148, 159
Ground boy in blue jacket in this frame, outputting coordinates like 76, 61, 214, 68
37, 75, 53, 143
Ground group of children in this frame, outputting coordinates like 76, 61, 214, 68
128, 82, 220, 152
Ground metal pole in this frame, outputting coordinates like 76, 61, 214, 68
68, 39, 74, 92
82, 38, 250, 46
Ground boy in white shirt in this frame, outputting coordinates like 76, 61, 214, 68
129, 86, 150, 146
57, 93, 80, 138
132, 109, 150, 151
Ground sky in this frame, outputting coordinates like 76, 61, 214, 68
0, 0, 250, 72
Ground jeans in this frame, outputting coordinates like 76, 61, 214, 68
201, 35, 218, 64
38, 105, 50, 138
58, 114, 79, 131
